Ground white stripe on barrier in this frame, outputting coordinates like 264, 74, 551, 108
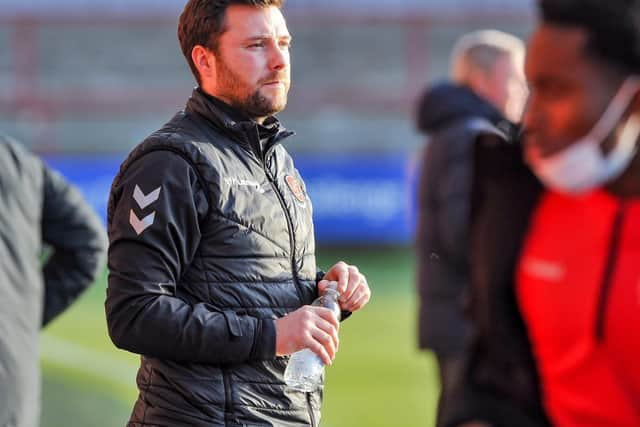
39, 333, 334, 426
40, 333, 138, 391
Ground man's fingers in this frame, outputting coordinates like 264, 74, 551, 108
309, 308, 339, 362
317, 279, 331, 294
341, 274, 371, 311
314, 316, 339, 348
313, 306, 340, 328
340, 266, 361, 303
336, 263, 349, 295
310, 327, 338, 361
324, 261, 349, 294
344, 287, 370, 312
306, 337, 332, 366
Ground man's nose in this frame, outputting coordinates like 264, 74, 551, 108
269, 45, 288, 71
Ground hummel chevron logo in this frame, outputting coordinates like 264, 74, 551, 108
133, 185, 161, 210
129, 210, 156, 235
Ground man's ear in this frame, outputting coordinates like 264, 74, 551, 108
191, 45, 216, 82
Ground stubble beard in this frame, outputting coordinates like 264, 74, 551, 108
216, 59, 289, 120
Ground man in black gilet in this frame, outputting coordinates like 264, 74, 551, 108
105, 1, 371, 426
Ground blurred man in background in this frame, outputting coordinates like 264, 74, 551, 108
446, 0, 640, 426
105, 1, 370, 426
415, 29, 526, 426
0, 134, 106, 427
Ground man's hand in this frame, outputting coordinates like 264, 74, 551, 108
320, 261, 371, 312
275, 306, 340, 365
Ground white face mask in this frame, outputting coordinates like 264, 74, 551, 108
526, 77, 640, 194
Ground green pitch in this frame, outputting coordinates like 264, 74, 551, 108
40, 248, 439, 427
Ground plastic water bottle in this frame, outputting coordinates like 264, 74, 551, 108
284, 281, 341, 392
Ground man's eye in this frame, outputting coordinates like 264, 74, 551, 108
248, 43, 264, 48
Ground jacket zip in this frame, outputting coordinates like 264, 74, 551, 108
256, 130, 306, 303
263, 154, 305, 303
222, 367, 234, 425
306, 392, 317, 427
595, 200, 628, 342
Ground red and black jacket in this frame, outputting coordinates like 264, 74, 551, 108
443, 137, 551, 427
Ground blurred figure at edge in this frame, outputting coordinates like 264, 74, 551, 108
445, 1, 640, 426
0, 133, 106, 427
415, 29, 526, 426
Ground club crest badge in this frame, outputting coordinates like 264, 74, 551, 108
285, 175, 306, 203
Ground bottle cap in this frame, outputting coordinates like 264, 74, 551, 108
322, 280, 340, 298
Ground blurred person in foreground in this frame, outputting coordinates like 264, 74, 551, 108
105, 1, 371, 426
415, 29, 526, 426
446, 1, 640, 426
0, 134, 106, 427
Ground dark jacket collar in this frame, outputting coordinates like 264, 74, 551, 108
416, 82, 513, 135
185, 88, 294, 156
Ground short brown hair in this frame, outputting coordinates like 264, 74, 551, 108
178, 0, 285, 84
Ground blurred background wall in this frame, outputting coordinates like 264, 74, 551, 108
1, 0, 533, 245
1, 1, 534, 426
